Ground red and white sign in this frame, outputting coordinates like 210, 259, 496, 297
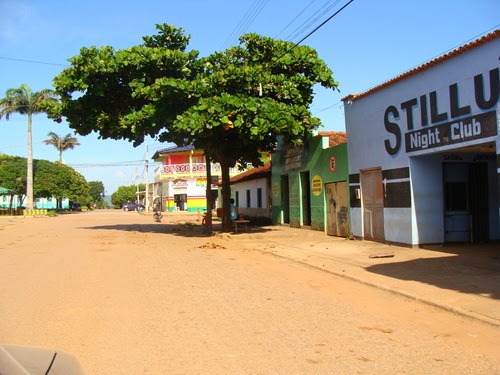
329, 155, 336, 173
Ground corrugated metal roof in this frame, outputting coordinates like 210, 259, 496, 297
152, 145, 195, 159
342, 29, 499, 103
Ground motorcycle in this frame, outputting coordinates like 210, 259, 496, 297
153, 209, 162, 222
153, 201, 163, 222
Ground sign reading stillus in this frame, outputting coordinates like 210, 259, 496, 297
383, 67, 499, 155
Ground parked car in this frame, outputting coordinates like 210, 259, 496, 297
122, 202, 145, 211
71, 203, 82, 211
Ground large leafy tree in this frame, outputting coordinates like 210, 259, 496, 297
51, 24, 338, 231
43, 132, 80, 162
88, 180, 106, 207
0, 84, 59, 209
34, 159, 89, 203
0, 154, 89, 208
164, 34, 338, 228
111, 184, 145, 208
89, 180, 105, 200
51, 24, 198, 145
0, 155, 27, 206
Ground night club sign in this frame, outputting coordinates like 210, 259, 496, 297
384, 68, 499, 155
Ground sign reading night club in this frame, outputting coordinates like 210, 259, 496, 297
384, 68, 499, 155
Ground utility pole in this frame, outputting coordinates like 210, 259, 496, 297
145, 145, 149, 213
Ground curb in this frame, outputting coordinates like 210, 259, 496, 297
254, 245, 500, 328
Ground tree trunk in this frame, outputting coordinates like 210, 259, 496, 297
204, 156, 213, 233
220, 158, 232, 232
26, 114, 34, 209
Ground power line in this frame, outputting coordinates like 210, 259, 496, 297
67, 160, 149, 168
284, 0, 341, 43
293, 0, 354, 46
0, 56, 69, 67
221, 0, 270, 50
312, 101, 343, 115
274, 0, 318, 39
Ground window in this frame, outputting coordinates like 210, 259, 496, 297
257, 188, 263, 208
246, 189, 251, 208
445, 182, 468, 211
235, 191, 239, 207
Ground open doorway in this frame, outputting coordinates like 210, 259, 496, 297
300, 171, 311, 226
281, 175, 290, 224
443, 162, 489, 243
174, 194, 187, 211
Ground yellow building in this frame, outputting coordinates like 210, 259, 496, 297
152, 145, 238, 212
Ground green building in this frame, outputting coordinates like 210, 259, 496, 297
271, 131, 349, 236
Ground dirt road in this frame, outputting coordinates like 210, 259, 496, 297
0, 210, 498, 374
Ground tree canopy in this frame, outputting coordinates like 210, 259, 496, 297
43, 132, 80, 162
88, 181, 105, 203
0, 155, 89, 205
51, 24, 198, 146
111, 184, 145, 208
51, 24, 339, 230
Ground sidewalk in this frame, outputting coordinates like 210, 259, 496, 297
229, 225, 500, 327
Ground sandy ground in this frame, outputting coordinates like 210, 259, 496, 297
0, 210, 499, 374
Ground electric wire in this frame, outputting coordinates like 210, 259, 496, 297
0, 56, 69, 67
221, 0, 270, 50
293, 0, 354, 46
67, 160, 148, 168
284, 0, 341, 43
269, 0, 354, 67
274, 0, 318, 39
221, 0, 263, 49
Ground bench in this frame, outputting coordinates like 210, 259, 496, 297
232, 219, 250, 233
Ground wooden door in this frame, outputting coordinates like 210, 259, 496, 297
361, 169, 385, 241
325, 181, 349, 236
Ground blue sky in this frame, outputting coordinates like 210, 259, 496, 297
1, 0, 498, 195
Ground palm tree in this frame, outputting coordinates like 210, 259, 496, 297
0, 84, 59, 209
43, 132, 80, 162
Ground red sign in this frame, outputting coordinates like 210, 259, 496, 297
329, 155, 336, 173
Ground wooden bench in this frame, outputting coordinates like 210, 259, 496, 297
232, 219, 250, 233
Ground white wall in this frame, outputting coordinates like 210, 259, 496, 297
232, 177, 270, 218
410, 155, 444, 244
345, 37, 500, 245
345, 40, 500, 173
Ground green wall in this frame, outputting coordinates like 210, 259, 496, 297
271, 134, 348, 232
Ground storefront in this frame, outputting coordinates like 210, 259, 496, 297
343, 30, 499, 246
271, 131, 349, 235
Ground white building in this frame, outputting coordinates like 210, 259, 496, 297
343, 30, 499, 246
230, 163, 271, 221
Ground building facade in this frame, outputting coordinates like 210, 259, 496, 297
343, 30, 500, 246
0, 194, 70, 210
230, 163, 272, 221
271, 131, 349, 235
152, 145, 238, 212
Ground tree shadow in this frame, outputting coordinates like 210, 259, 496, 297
365, 243, 500, 300
80, 221, 274, 237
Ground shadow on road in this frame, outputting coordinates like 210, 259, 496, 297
80, 222, 273, 237
366, 243, 500, 300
